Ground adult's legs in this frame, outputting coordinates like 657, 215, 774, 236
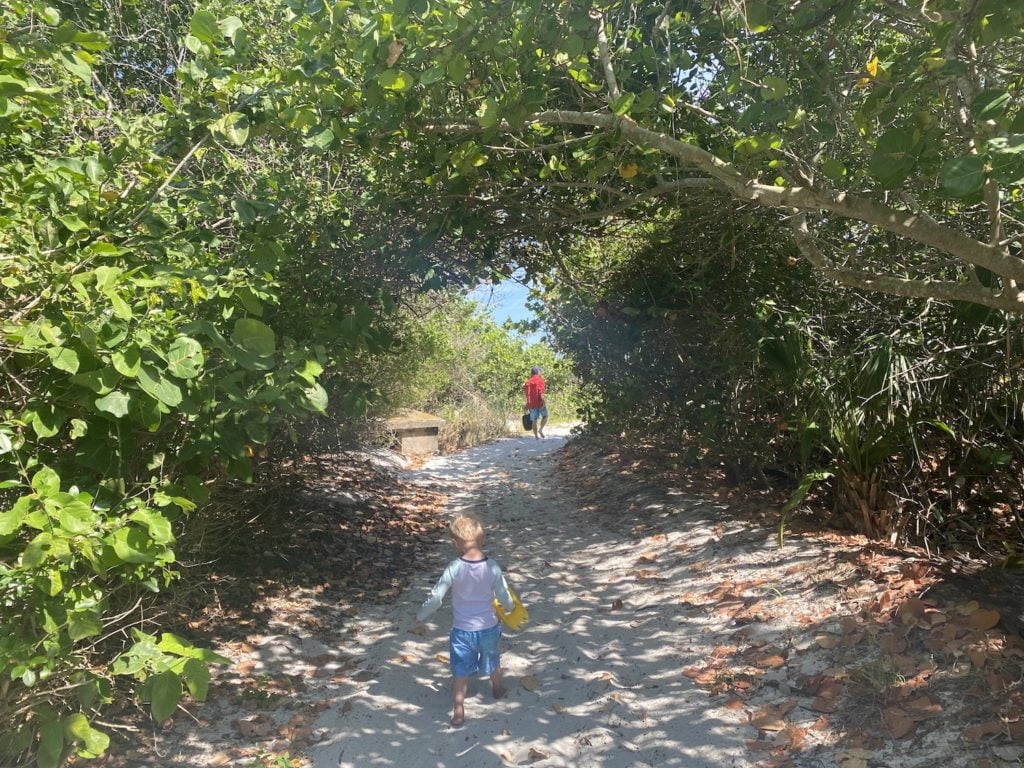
538, 413, 548, 439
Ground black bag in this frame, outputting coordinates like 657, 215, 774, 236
521, 413, 533, 430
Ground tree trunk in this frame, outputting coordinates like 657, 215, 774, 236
838, 469, 900, 540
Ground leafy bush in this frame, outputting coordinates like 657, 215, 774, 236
0, 2, 462, 762
373, 295, 582, 449
537, 210, 1024, 550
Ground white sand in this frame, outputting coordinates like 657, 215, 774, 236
298, 429, 751, 768
154, 429, 974, 767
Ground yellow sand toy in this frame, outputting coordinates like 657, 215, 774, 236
494, 588, 529, 631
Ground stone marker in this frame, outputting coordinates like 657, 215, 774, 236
385, 409, 446, 455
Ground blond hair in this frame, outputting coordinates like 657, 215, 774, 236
450, 515, 485, 549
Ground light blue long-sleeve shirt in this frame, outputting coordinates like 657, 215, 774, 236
417, 557, 514, 631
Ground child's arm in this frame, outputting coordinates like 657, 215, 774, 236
416, 562, 459, 622
490, 562, 515, 613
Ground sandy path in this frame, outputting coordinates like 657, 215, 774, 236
298, 430, 752, 768
127, 430, 1022, 768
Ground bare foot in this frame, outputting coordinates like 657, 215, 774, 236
451, 706, 465, 727
493, 685, 507, 700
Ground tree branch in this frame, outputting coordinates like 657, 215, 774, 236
590, 10, 621, 103
524, 109, 1024, 284
790, 213, 1024, 312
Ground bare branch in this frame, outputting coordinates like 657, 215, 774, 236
525, 109, 1024, 285
790, 213, 1024, 312
590, 9, 621, 103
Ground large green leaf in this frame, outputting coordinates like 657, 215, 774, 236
869, 127, 919, 189
0, 498, 28, 535
68, 611, 103, 641
216, 112, 250, 146
137, 365, 183, 407
29, 405, 65, 438
477, 97, 500, 128
611, 91, 636, 115
73, 368, 119, 394
988, 135, 1024, 155
57, 500, 95, 534
95, 391, 131, 418
182, 658, 210, 700
190, 10, 220, 43
32, 466, 61, 496
304, 383, 328, 413
48, 346, 80, 374
218, 15, 244, 40
940, 155, 986, 197
166, 336, 204, 379
419, 64, 445, 85
103, 289, 133, 320
972, 88, 1010, 121
379, 69, 413, 91
745, 1, 772, 32
230, 318, 276, 370
111, 526, 157, 564
36, 719, 64, 768
59, 50, 91, 83
112, 345, 141, 377
149, 671, 182, 722
129, 508, 174, 544
760, 76, 788, 101
62, 713, 110, 759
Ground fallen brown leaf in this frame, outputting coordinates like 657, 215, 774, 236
810, 695, 840, 713
751, 717, 787, 733
745, 739, 784, 753
883, 706, 916, 739
963, 720, 1004, 742
521, 674, 540, 691
781, 725, 806, 750
904, 695, 943, 721
235, 713, 275, 738
968, 608, 1000, 631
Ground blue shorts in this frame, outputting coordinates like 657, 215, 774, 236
449, 624, 501, 678
529, 406, 548, 422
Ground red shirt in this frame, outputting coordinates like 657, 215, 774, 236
524, 374, 546, 409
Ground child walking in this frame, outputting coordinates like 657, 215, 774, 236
416, 514, 515, 726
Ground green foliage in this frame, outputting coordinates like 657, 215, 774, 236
537, 208, 1024, 548
0, 1, 472, 762
375, 295, 581, 448
4, 0, 1022, 760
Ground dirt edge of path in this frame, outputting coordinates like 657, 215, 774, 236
556, 437, 1024, 768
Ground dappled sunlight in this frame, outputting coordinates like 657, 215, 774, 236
291, 432, 751, 768
136, 429, 1023, 767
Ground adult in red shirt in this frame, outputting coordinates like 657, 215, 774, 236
524, 366, 547, 439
